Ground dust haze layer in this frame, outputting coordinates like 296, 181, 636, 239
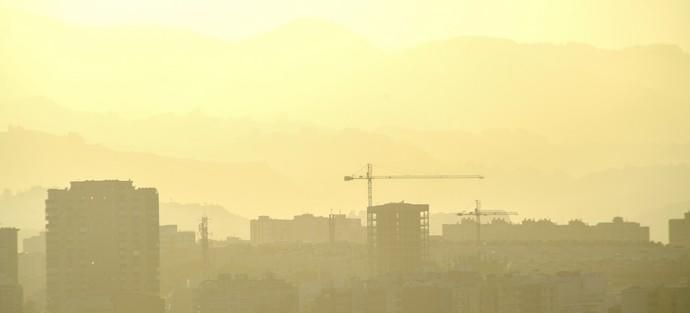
1, 8, 689, 243
1, 8, 689, 136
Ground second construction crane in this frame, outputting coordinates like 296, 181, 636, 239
344, 163, 484, 208
457, 200, 517, 259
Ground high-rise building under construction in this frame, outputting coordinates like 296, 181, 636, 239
46, 180, 162, 313
367, 202, 429, 275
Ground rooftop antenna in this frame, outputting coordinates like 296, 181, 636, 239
199, 216, 210, 272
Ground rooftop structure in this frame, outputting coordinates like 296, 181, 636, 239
443, 216, 650, 243
250, 213, 364, 244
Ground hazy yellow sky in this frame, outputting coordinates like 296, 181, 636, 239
1, 0, 689, 243
2, 0, 689, 50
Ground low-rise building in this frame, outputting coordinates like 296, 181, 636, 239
443, 217, 649, 243
250, 214, 364, 244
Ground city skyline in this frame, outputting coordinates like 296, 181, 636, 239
1, 0, 689, 312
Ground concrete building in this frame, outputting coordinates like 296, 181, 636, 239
443, 217, 650, 243
669, 211, 690, 247
250, 213, 364, 244
0, 227, 23, 313
46, 180, 162, 313
368, 202, 429, 275
196, 274, 298, 313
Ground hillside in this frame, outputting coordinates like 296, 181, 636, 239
2, 8, 690, 242
0, 127, 302, 217
1, 8, 689, 140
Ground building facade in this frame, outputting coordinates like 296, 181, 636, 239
46, 180, 161, 313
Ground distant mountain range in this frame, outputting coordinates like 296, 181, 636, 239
1, 8, 689, 242
1, 8, 689, 139
0, 127, 301, 217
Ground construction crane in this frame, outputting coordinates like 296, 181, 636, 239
457, 200, 517, 259
344, 163, 484, 208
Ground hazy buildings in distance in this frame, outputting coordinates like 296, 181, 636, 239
250, 213, 364, 244
46, 180, 162, 313
481, 271, 608, 313
368, 202, 429, 275
22, 231, 46, 254
443, 216, 650, 243
669, 211, 690, 247
159, 225, 196, 254
18, 236, 46, 313
0, 227, 23, 313
196, 274, 298, 313
621, 283, 690, 313
308, 270, 607, 313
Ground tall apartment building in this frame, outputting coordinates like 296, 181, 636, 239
443, 216, 650, 243
46, 180, 162, 313
250, 213, 365, 244
669, 211, 690, 247
0, 227, 22, 313
367, 202, 429, 275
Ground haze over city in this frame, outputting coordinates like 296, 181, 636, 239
0, 1, 689, 313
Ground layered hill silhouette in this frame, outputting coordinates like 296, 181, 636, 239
2, 8, 689, 242
1, 8, 689, 141
0, 127, 302, 216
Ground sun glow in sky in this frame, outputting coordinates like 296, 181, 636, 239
2, 0, 689, 50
